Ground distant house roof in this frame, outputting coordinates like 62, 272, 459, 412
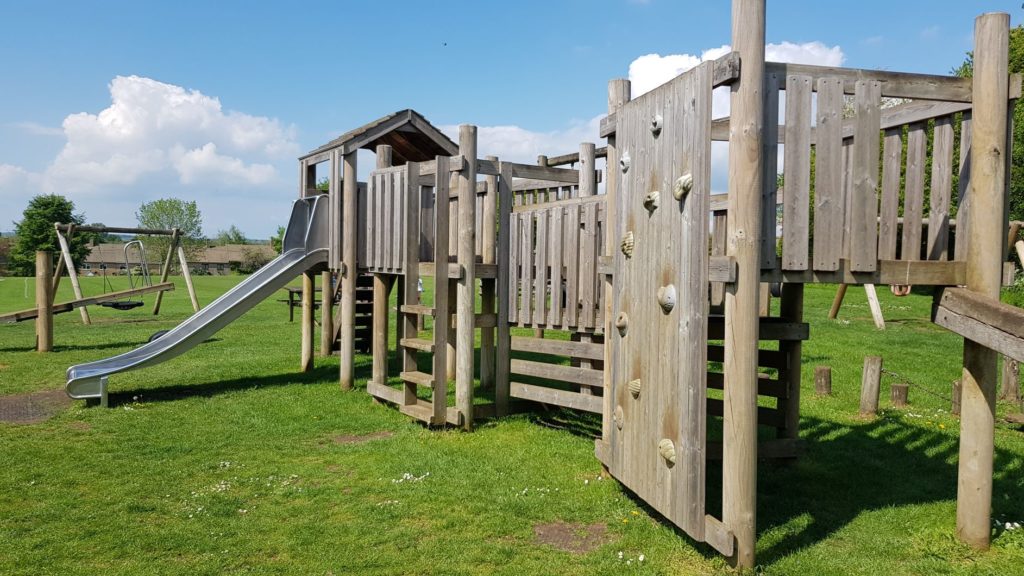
300, 109, 458, 165
83, 243, 276, 266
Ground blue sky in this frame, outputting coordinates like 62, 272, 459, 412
1, 1, 1020, 237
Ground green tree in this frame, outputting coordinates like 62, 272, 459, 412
953, 25, 1024, 222
135, 198, 204, 264
270, 225, 286, 254
9, 194, 92, 276
215, 225, 247, 246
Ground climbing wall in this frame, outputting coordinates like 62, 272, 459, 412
600, 61, 712, 540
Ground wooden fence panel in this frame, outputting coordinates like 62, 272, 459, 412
813, 77, 845, 271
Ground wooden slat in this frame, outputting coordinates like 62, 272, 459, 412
782, 74, 812, 270
955, 113, 973, 260
534, 209, 548, 325
901, 122, 927, 261
548, 207, 564, 327
878, 128, 903, 260
510, 381, 603, 413
849, 80, 882, 272
563, 203, 580, 329
510, 358, 603, 388
521, 211, 534, 325
508, 210, 520, 325
813, 77, 845, 271
433, 155, 451, 412
761, 70, 780, 269
935, 287, 1024, 362
760, 258, 966, 286
401, 162, 421, 407
511, 336, 604, 360
400, 370, 434, 389
928, 115, 955, 260
400, 337, 434, 352
579, 202, 598, 328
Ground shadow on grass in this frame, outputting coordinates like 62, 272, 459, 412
102, 364, 338, 406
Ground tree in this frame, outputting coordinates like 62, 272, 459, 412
236, 247, 271, 273
953, 25, 1024, 222
9, 194, 92, 276
136, 198, 204, 264
270, 225, 286, 254
215, 225, 247, 246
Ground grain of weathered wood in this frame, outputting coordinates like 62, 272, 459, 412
849, 80, 882, 272
955, 113, 973, 260
509, 359, 603, 387
496, 161, 514, 415
549, 207, 564, 327
510, 336, 604, 360
902, 123, 928, 261
510, 382, 603, 413
534, 209, 548, 326
456, 126, 478, 430
879, 128, 903, 260
928, 116, 955, 260
508, 211, 520, 325
860, 355, 883, 416
433, 156, 452, 424
813, 77, 845, 271
765, 61, 974, 102
782, 75, 812, 270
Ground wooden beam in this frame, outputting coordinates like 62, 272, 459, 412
765, 61, 973, 102
456, 125, 477, 430
339, 151, 358, 389
935, 288, 1024, 362
35, 251, 53, 352
0, 282, 175, 324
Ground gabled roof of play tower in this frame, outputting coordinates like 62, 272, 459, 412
300, 109, 458, 165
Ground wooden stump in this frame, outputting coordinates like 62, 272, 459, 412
891, 383, 909, 408
859, 356, 882, 416
1000, 358, 1020, 403
814, 366, 832, 396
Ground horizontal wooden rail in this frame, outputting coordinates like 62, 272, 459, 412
511, 336, 604, 360
933, 287, 1024, 362
0, 282, 175, 324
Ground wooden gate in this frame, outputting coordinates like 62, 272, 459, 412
599, 61, 716, 545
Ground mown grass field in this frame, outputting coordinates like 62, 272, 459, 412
1, 274, 1023, 575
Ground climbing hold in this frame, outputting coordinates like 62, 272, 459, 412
650, 114, 663, 136
643, 190, 660, 212
614, 405, 624, 430
615, 312, 629, 336
620, 152, 631, 173
673, 173, 693, 200
658, 438, 676, 466
620, 231, 635, 258
628, 379, 642, 399
656, 284, 677, 313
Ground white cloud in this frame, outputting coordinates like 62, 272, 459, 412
440, 116, 604, 165
0, 76, 299, 236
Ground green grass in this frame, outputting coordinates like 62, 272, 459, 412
1, 275, 1023, 575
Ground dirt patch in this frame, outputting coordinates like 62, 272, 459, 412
0, 389, 71, 425
331, 431, 393, 445
533, 521, 609, 554
0, 363, 10, 370
67, 421, 92, 431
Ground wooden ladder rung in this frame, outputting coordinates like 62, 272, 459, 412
400, 370, 434, 389
400, 337, 434, 352
400, 401, 440, 425
400, 304, 435, 317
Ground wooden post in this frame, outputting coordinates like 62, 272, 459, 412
533, 154, 548, 340
957, 12, 1008, 550
300, 270, 315, 371
952, 380, 963, 416
480, 155, 498, 391
724, 0, 765, 567
578, 142, 597, 394
1001, 358, 1020, 403
814, 366, 832, 396
891, 383, 909, 408
54, 224, 90, 325
456, 125, 478, 430
864, 284, 886, 329
320, 270, 334, 357
152, 228, 179, 315
602, 78, 631, 446
372, 146, 394, 393
860, 356, 883, 416
35, 251, 53, 352
176, 242, 200, 312
828, 283, 848, 320
339, 151, 358, 390
779, 283, 803, 438
496, 159, 515, 416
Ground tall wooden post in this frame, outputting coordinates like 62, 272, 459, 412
54, 224, 91, 325
35, 251, 53, 353
480, 155, 498, 391
957, 11, 1009, 550
601, 78, 631, 450
339, 151, 358, 390
300, 270, 315, 371
456, 125, 478, 430
724, 0, 765, 568
176, 242, 200, 312
372, 145, 394, 392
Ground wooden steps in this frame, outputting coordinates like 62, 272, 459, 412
400, 370, 434, 389
400, 304, 435, 317
400, 337, 434, 352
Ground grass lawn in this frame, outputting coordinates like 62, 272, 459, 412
1, 274, 1024, 575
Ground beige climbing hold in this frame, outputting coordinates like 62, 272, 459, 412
658, 438, 676, 466
628, 378, 642, 399
620, 151, 631, 173
615, 312, 629, 336
643, 190, 660, 212
656, 284, 676, 313
673, 173, 693, 200
613, 405, 624, 430
620, 231, 635, 258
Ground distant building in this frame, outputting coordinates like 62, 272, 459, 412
80, 243, 276, 276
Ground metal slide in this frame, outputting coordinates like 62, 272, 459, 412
66, 195, 330, 402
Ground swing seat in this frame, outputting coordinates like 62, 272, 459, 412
100, 301, 145, 311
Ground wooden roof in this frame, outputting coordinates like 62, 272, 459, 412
301, 109, 458, 165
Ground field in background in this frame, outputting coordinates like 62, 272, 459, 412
1, 275, 1023, 575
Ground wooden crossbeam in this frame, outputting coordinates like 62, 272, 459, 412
0, 282, 175, 324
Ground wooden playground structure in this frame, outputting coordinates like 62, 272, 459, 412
2, 223, 200, 352
285, 2, 1023, 568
